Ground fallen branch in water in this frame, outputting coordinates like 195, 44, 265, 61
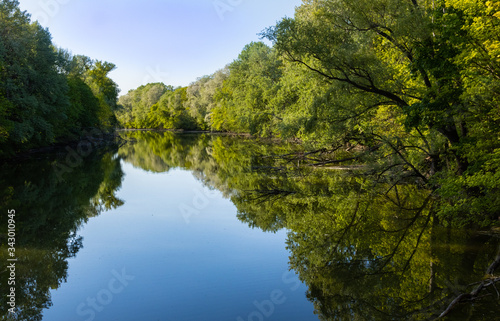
436, 244, 500, 319
486, 246, 500, 275
436, 277, 500, 319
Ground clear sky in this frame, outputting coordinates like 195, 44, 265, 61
17, 0, 302, 95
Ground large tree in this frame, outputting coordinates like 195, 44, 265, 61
212, 42, 283, 134
262, 0, 500, 225
0, 1, 120, 155
0, 0, 69, 151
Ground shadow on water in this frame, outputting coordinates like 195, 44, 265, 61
1, 131, 498, 320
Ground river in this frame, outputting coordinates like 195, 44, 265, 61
1, 131, 498, 320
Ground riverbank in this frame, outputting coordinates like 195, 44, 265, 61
116, 128, 254, 137
1, 130, 122, 162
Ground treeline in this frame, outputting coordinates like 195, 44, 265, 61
116, 84, 196, 130
118, 0, 500, 226
115, 42, 283, 134
0, 0, 119, 157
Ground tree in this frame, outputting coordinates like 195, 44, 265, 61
262, 0, 500, 225
0, 0, 70, 151
186, 67, 229, 130
66, 77, 100, 130
0, 1, 121, 156
211, 42, 283, 134
83, 60, 120, 128
116, 83, 170, 128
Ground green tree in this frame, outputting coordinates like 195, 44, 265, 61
0, 0, 70, 152
81, 60, 120, 128
430, 0, 500, 226
116, 83, 171, 128
262, 0, 500, 226
186, 68, 229, 130
211, 42, 283, 134
0, 1, 120, 156
65, 76, 101, 130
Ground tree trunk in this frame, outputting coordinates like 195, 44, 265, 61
436, 125, 468, 174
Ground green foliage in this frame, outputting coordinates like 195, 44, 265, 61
186, 68, 229, 130
116, 83, 171, 128
0, 0, 120, 156
0, 0, 69, 151
152, 86, 198, 130
211, 42, 283, 135
256, 0, 500, 226
59, 53, 120, 130
430, 0, 500, 226
116, 83, 200, 130
116, 42, 284, 134
114, 0, 500, 226
85, 60, 120, 129
66, 76, 100, 130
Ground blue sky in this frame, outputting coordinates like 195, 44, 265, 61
18, 0, 302, 95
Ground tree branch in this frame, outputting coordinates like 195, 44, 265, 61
436, 277, 500, 319
284, 51, 410, 108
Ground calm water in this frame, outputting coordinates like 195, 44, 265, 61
1, 131, 499, 321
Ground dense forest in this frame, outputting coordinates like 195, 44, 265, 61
116, 0, 500, 227
0, 0, 119, 157
1, 0, 500, 226
1, 0, 500, 317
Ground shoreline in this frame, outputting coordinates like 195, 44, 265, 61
1, 131, 120, 163
116, 128, 254, 137
1, 129, 254, 162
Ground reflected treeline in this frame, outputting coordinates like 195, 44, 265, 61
119, 131, 500, 320
0, 146, 124, 321
118, 131, 301, 199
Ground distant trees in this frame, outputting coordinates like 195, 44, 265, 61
5, 0, 495, 224
115, 0, 500, 226
0, 0, 119, 156
116, 83, 170, 128
186, 67, 229, 130
209, 42, 283, 134
115, 83, 197, 130
115, 42, 282, 134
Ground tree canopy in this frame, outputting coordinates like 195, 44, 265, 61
0, 0, 119, 156
115, 0, 500, 226
2, 0, 499, 225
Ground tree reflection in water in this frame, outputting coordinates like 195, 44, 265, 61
0, 146, 124, 321
119, 131, 499, 320
1, 132, 498, 320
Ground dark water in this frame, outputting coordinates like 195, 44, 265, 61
1, 131, 499, 321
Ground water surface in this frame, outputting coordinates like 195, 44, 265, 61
1, 131, 499, 320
